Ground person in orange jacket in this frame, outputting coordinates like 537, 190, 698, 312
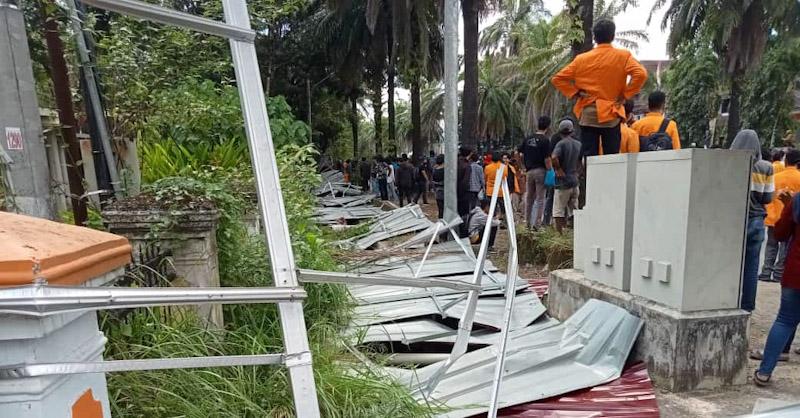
772, 149, 786, 175
484, 151, 509, 219
551, 19, 647, 157
631, 91, 681, 150
619, 100, 640, 154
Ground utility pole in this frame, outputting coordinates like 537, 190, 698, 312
65, 0, 122, 199
40, 0, 88, 225
443, 0, 459, 222
0, 0, 54, 219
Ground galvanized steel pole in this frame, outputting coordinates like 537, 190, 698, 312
222, 1, 320, 416
443, 0, 459, 222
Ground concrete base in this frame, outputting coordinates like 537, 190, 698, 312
549, 269, 749, 392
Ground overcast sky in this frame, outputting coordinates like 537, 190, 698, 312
541, 0, 670, 60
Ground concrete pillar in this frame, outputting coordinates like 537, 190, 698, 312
0, 2, 53, 219
0, 311, 112, 418
103, 207, 224, 328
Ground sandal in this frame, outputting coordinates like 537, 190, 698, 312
753, 370, 772, 387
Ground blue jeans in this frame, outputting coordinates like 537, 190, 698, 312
741, 217, 765, 312
758, 287, 800, 376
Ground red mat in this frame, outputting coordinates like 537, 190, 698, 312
493, 362, 659, 418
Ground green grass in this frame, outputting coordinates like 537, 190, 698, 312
517, 227, 573, 269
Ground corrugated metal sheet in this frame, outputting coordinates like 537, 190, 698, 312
383, 299, 642, 418
355, 316, 561, 347
347, 273, 527, 305
496, 362, 659, 417
351, 291, 545, 331
336, 205, 433, 249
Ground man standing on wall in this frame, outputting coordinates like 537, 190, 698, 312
551, 19, 647, 157
519, 116, 552, 229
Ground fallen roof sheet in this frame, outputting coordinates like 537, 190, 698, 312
354, 253, 498, 278
338, 205, 434, 249
497, 362, 659, 417
319, 194, 376, 207
384, 299, 643, 418
313, 206, 384, 224
355, 316, 561, 347
351, 291, 545, 331
347, 273, 526, 305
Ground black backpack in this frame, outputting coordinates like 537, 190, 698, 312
639, 118, 673, 152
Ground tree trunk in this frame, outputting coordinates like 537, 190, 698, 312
411, 74, 424, 159
725, 74, 744, 146
351, 95, 359, 158
372, 82, 383, 156
40, 2, 87, 226
570, 0, 594, 57
387, 30, 397, 154
461, 0, 480, 147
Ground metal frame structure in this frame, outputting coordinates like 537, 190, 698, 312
0, 0, 322, 415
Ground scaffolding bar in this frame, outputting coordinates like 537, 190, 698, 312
222, 0, 321, 416
487, 180, 521, 417
423, 164, 506, 394
297, 269, 479, 291
0, 285, 306, 316
0, 353, 292, 378
80, 0, 255, 42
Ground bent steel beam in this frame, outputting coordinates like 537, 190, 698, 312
80, 0, 255, 42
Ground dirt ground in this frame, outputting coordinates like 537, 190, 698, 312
411, 199, 800, 416
657, 280, 800, 417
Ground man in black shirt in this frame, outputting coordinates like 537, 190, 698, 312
518, 116, 552, 229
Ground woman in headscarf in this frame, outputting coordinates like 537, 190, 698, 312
754, 189, 800, 386
731, 129, 774, 312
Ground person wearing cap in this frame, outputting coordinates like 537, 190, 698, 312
551, 19, 647, 157
551, 120, 582, 233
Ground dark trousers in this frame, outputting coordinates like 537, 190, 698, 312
480, 226, 498, 248
760, 227, 787, 282
457, 195, 472, 237
467, 191, 479, 210
543, 188, 554, 225
436, 199, 444, 219
378, 178, 388, 201
580, 124, 621, 156
399, 187, 414, 206
413, 183, 428, 204
457, 195, 471, 218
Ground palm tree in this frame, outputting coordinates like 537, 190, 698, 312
480, 0, 547, 57
652, 0, 800, 144
325, 0, 444, 156
399, 0, 443, 158
477, 56, 520, 142
501, 0, 647, 132
396, 81, 446, 151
